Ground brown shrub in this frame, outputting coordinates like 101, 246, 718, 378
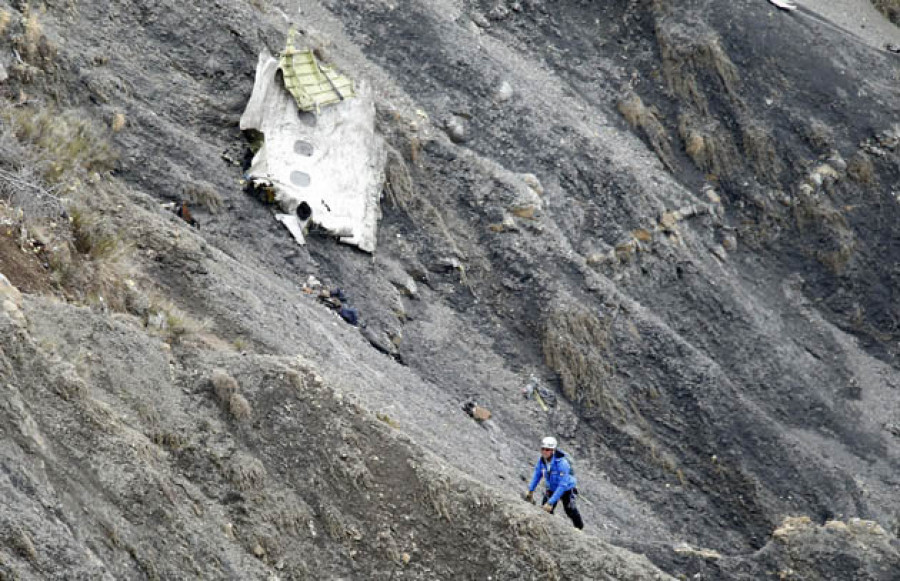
678, 113, 740, 179
802, 118, 835, 152
183, 181, 222, 213
211, 369, 239, 402
226, 453, 267, 490
847, 152, 876, 185
229, 393, 252, 421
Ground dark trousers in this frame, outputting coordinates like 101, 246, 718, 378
542, 488, 584, 529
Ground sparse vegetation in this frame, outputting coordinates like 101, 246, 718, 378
847, 151, 876, 184
793, 191, 857, 274
211, 369, 239, 402
226, 453, 267, 490
147, 296, 207, 343
618, 92, 675, 171
678, 113, 740, 181
802, 118, 835, 152
542, 304, 625, 417
10, 5, 56, 71
741, 120, 782, 183
871, 0, 900, 25
0, 10, 11, 36
111, 112, 126, 133
655, 20, 740, 113
4, 106, 118, 183
229, 393, 252, 421
183, 181, 223, 213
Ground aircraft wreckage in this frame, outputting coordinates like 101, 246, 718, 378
240, 32, 385, 253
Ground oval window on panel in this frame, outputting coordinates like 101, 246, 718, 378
294, 140, 314, 156
290, 171, 311, 187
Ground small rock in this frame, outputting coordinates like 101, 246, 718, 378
445, 117, 467, 143
488, 5, 509, 20
494, 80, 514, 103
632, 228, 652, 242
659, 211, 678, 231
827, 152, 847, 172
521, 173, 544, 195
253, 543, 266, 558
402, 552, 411, 565
721, 234, 737, 251
710, 244, 727, 261
470, 12, 490, 29
432, 257, 462, 273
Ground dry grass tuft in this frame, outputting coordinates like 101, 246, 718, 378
68, 203, 122, 260
53, 370, 88, 401
383, 144, 464, 270
847, 152, 876, 184
655, 21, 740, 114
384, 146, 416, 212
111, 112, 126, 133
872, 0, 900, 25
678, 113, 740, 180
151, 431, 186, 451
802, 118, 835, 152
211, 369, 239, 403
11, 528, 38, 561
0, 10, 11, 36
542, 304, 625, 417
617, 92, 675, 171
229, 393, 252, 421
226, 453, 267, 490
793, 191, 856, 274
741, 120, 782, 183
9, 7, 56, 72
4, 106, 118, 183
183, 181, 223, 213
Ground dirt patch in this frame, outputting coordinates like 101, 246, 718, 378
0, 229, 53, 293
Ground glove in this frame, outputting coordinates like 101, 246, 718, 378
543, 503, 554, 514
524, 490, 534, 503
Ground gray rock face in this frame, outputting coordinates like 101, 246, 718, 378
1, 0, 899, 579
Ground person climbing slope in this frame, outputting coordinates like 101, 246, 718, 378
524, 436, 584, 529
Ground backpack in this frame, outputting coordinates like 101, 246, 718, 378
557, 449, 575, 477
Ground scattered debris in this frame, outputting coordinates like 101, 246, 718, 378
673, 542, 722, 560
317, 287, 360, 326
768, 0, 797, 12
163, 201, 199, 228
462, 401, 492, 422
522, 374, 557, 410
522, 374, 539, 399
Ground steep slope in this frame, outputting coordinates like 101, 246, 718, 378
1, 0, 900, 579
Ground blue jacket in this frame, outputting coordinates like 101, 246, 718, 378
528, 450, 576, 505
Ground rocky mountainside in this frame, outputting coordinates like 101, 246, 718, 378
2, 0, 900, 579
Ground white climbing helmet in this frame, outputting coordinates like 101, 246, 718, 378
541, 436, 558, 450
